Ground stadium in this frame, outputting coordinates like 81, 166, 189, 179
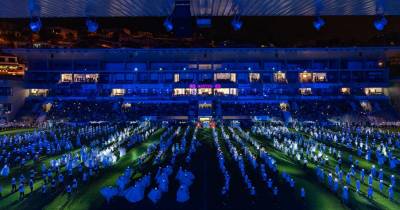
1, 0, 400, 210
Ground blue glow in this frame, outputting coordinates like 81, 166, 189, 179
313, 17, 325, 31
374, 16, 388, 31
163, 19, 173, 32
231, 19, 243, 31
197, 18, 212, 28
86, 19, 99, 33
29, 18, 42, 32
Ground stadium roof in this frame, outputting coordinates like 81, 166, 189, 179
1, 0, 400, 18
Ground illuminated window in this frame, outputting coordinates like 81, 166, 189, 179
198, 64, 212, 70
299, 88, 312, 95
198, 88, 213, 95
364, 88, 383, 95
299, 71, 312, 83
274, 71, 287, 83
214, 88, 238, 96
341, 87, 351, 95
249, 73, 261, 82
61, 74, 73, 83
313, 73, 327, 82
199, 103, 212, 109
121, 103, 131, 109
174, 73, 180, 83
280, 102, 289, 111
214, 73, 236, 82
74, 74, 99, 83
30, 89, 49, 97
173, 88, 197, 96
111, 89, 126, 96
60, 73, 98, 83
42, 103, 52, 112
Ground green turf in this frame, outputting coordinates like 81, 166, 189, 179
0, 128, 37, 136
1, 125, 399, 210
41, 128, 166, 210
229, 127, 348, 210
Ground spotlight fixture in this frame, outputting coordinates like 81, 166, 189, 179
231, 16, 243, 31
86, 18, 99, 33
374, 15, 388, 31
313, 16, 325, 31
28, 0, 41, 32
29, 16, 42, 32
163, 17, 174, 32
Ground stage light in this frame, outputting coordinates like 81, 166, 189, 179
313, 16, 325, 31
231, 16, 243, 31
86, 18, 99, 33
374, 15, 388, 31
163, 18, 173, 32
29, 17, 42, 32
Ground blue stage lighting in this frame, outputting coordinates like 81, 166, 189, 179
231, 17, 243, 31
29, 17, 42, 32
374, 16, 388, 31
313, 17, 325, 31
163, 18, 173, 32
86, 19, 99, 33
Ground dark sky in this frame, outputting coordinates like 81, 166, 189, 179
1, 16, 399, 47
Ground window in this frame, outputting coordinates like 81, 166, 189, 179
74, 74, 98, 83
249, 73, 261, 82
214, 73, 236, 82
199, 103, 212, 109
30, 89, 49, 97
0, 87, 12, 96
280, 102, 289, 111
61, 74, 73, 83
364, 88, 383, 95
199, 73, 213, 82
299, 88, 312, 95
198, 64, 212, 70
341, 87, 351, 95
122, 103, 131, 109
313, 73, 327, 82
7, 57, 16, 63
173, 88, 197, 96
299, 71, 312, 83
198, 88, 213, 95
111, 89, 126, 96
174, 73, 180, 83
274, 72, 287, 83
214, 88, 238, 96
60, 74, 98, 83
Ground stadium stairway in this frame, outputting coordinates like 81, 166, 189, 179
283, 111, 292, 124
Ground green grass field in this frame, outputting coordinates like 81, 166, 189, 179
0, 125, 399, 210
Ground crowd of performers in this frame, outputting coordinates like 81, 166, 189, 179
100, 126, 200, 204
252, 123, 400, 207
0, 122, 157, 200
0, 120, 399, 209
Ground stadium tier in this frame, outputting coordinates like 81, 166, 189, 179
0, 47, 398, 124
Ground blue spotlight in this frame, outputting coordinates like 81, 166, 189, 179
163, 18, 173, 32
374, 16, 388, 31
313, 16, 325, 31
231, 16, 243, 31
86, 18, 99, 33
29, 17, 42, 32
